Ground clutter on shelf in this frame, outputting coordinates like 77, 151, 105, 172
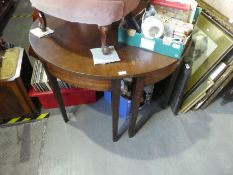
221, 81, 233, 106
118, 0, 201, 59
30, 60, 73, 92
120, 78, 154, 105
151, 0, 198, 23
29, 60, 96, 109
104, 78, 155, 118
169, 11, 233, 114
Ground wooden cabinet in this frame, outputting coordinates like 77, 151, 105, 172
0, 48, 38, 123
0, 0, 13, 21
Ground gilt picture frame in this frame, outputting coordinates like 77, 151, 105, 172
184, 13, 233, 95
198, 0, 233, 35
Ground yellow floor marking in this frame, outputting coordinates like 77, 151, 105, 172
8, 117, 21, 124
36, 113, 49, 120
22, 118, 31, 122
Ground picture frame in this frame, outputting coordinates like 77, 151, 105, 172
184, 13, 233, 95
198, 0, 233, 36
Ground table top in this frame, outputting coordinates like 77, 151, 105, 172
29, 17, 177, 80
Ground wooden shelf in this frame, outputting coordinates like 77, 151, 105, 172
0, 48, 37, 123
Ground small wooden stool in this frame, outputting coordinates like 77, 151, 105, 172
0, 47, 37, 123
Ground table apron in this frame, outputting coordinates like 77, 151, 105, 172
46, 63, 112, 91
46, 61, 177, 91
144, 63, 177, 86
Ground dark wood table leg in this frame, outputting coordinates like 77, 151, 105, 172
43, 63, 69, 122
163, 39, 192, 107
111, 79, 129, 142
128, 77, 145, 138
162, 63, 180, 108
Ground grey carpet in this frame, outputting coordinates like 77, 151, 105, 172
0, 120, 47, 175
38, 98, 233, 175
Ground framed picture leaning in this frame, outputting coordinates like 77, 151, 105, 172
184, 13, 233, 96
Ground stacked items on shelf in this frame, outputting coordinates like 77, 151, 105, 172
169, 11, 233, 114
118, 0, 200, 59
180, 54, 233, 112
31, 60, 73, 92
104, 78, 155, 119
151, 0, 198, 23
29, 60, 96, 109
221, 81, 233, 106
144, 0, 198, 43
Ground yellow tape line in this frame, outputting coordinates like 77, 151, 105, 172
5, 113, 49, 125
8, 117, 21, 124
22, 118, 30, 122
12, 14, 31, 19
37, 113, 49, 120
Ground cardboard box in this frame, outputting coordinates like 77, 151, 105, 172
104, 91, 131, 119
118, 7, 201, 59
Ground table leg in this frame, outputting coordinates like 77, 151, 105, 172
128, 77, 145, 138
111, 79, 129, 142
43, 63, 69, 122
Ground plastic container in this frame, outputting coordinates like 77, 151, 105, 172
104, 91, 131, 119
29, 87, 96, 109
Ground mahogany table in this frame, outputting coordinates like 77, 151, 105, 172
29, 17, 179, 142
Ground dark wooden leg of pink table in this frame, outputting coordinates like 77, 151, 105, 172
111, 79, 129, 142
43, 62, 69, 122
128, 77, 145, 138
129, 77, 170, 137
41, 65, 126, 141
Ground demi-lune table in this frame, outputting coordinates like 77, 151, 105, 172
29, 17, 180, 142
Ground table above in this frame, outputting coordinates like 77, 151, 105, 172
29, 17, 177, 79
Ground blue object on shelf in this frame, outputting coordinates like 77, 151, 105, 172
104, 91, 131, 119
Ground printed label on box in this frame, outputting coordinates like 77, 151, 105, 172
118, 71, 127, 75
140, 38, 155, 51
172, 43, 181, 49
